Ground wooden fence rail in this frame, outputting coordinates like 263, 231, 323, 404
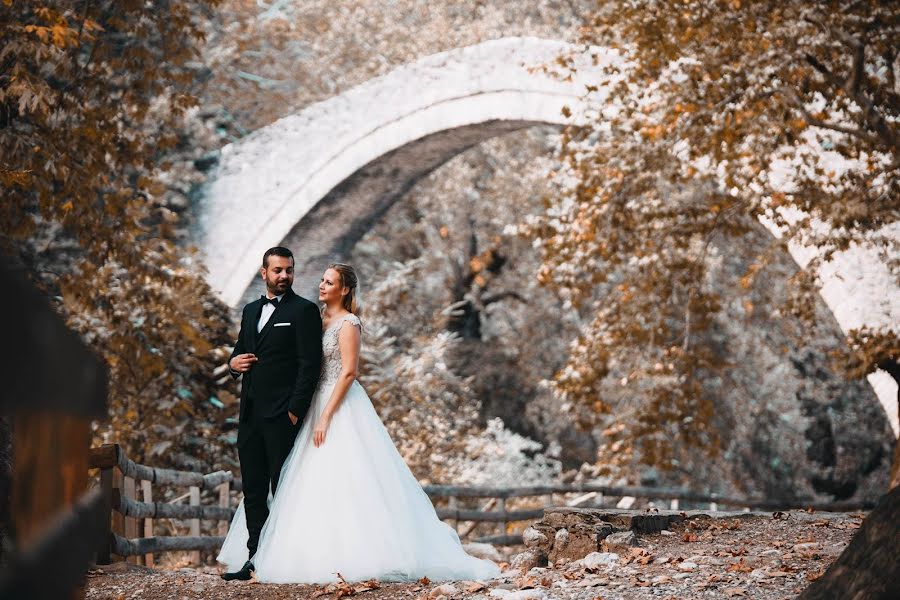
89, 443, 877, 564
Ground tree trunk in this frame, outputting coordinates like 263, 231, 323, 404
797, 485, 900, 599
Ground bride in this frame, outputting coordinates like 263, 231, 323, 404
217, 263, 500, 584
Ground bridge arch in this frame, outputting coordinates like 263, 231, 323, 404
197, 37, 616, 305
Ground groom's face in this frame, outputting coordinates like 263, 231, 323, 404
262, 255, 294, 295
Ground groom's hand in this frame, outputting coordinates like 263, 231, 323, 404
288, 411, 298, 425
230, 353, 257, 373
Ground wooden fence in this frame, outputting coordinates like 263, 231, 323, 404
89, 443, 876, 564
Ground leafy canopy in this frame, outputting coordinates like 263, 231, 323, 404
524, 0, 899, 473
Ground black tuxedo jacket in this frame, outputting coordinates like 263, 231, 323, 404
231, 289, 323, 422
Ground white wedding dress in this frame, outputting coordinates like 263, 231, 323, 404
217, 313, 500, 584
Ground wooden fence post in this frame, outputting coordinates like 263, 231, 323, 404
123, 476, 138, 565
498, 497, 507, 537
97, 466, 113, 565
190, 486, 200, 566
141, 480, 154, 567
111, 469, 125, 562
217, 482, 230, 537
447, 496, 458, 533
91, 444, 120, 566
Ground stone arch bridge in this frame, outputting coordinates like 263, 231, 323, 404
196, 37, 613, 306
196, 37, 898, 429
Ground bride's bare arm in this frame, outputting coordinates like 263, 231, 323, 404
314, 319, 361, 447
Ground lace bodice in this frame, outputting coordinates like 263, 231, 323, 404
320, 313, 361, 385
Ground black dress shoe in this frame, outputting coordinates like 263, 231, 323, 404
221, 560, 254, 581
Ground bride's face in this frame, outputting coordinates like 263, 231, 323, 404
319, 268, 348, 305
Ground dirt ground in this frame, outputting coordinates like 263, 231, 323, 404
84, 510, 864, 600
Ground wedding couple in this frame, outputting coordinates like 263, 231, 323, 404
217, 247, 499, 584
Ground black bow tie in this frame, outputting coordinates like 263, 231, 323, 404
262, 296, 280, 306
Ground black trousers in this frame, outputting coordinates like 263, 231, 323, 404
237, 407, 299, 558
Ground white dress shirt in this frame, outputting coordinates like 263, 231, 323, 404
257, 293, 285, 333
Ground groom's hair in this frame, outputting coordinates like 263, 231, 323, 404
262, 246, 294, 268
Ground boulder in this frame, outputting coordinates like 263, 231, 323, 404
601, 530, 637, 553
579, 552, 620, 570
510, 548, 548, 571
463, 542, 504, 562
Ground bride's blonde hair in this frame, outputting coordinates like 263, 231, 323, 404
328, 262, 361, 316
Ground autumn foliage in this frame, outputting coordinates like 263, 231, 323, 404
526, 1, 899, 478
0, 1, 236, 471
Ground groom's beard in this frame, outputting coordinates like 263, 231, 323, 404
269, 282, 290, 294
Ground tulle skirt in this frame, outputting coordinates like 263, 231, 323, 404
216, 379, 500, 584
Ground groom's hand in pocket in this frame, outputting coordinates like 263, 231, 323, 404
229, 353, 257, 373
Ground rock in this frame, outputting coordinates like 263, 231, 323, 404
554, 528, 569, 548
792, 542, 820, 553
522, 526, 549, 548
579, 552, 620, 570
510, 548, 548, 571
428, 584, 459, 598
660, 529, 675, 536
602, 530, 638, 552
506, 590, 546, 600
544, 508, 682, 534
673, 572, 694, 580
651, 575, 672, 584
573, 576, 611, 587
489, 590, 512, 598
677, 561, 698, 572
464, 542, 504, 562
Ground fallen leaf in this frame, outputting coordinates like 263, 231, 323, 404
724, 587, 747, 597
464, 581, 487, 593
682, 532, 699, 542
765, 570, 792, 578
727, 559, 753, 573
353, 579, 380, 592
630, 575, 651, 587
418, 576, 431, 586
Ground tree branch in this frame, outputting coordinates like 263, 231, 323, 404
482, 291, 527, 306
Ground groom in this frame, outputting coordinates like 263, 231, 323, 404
222, 246, 323, 581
